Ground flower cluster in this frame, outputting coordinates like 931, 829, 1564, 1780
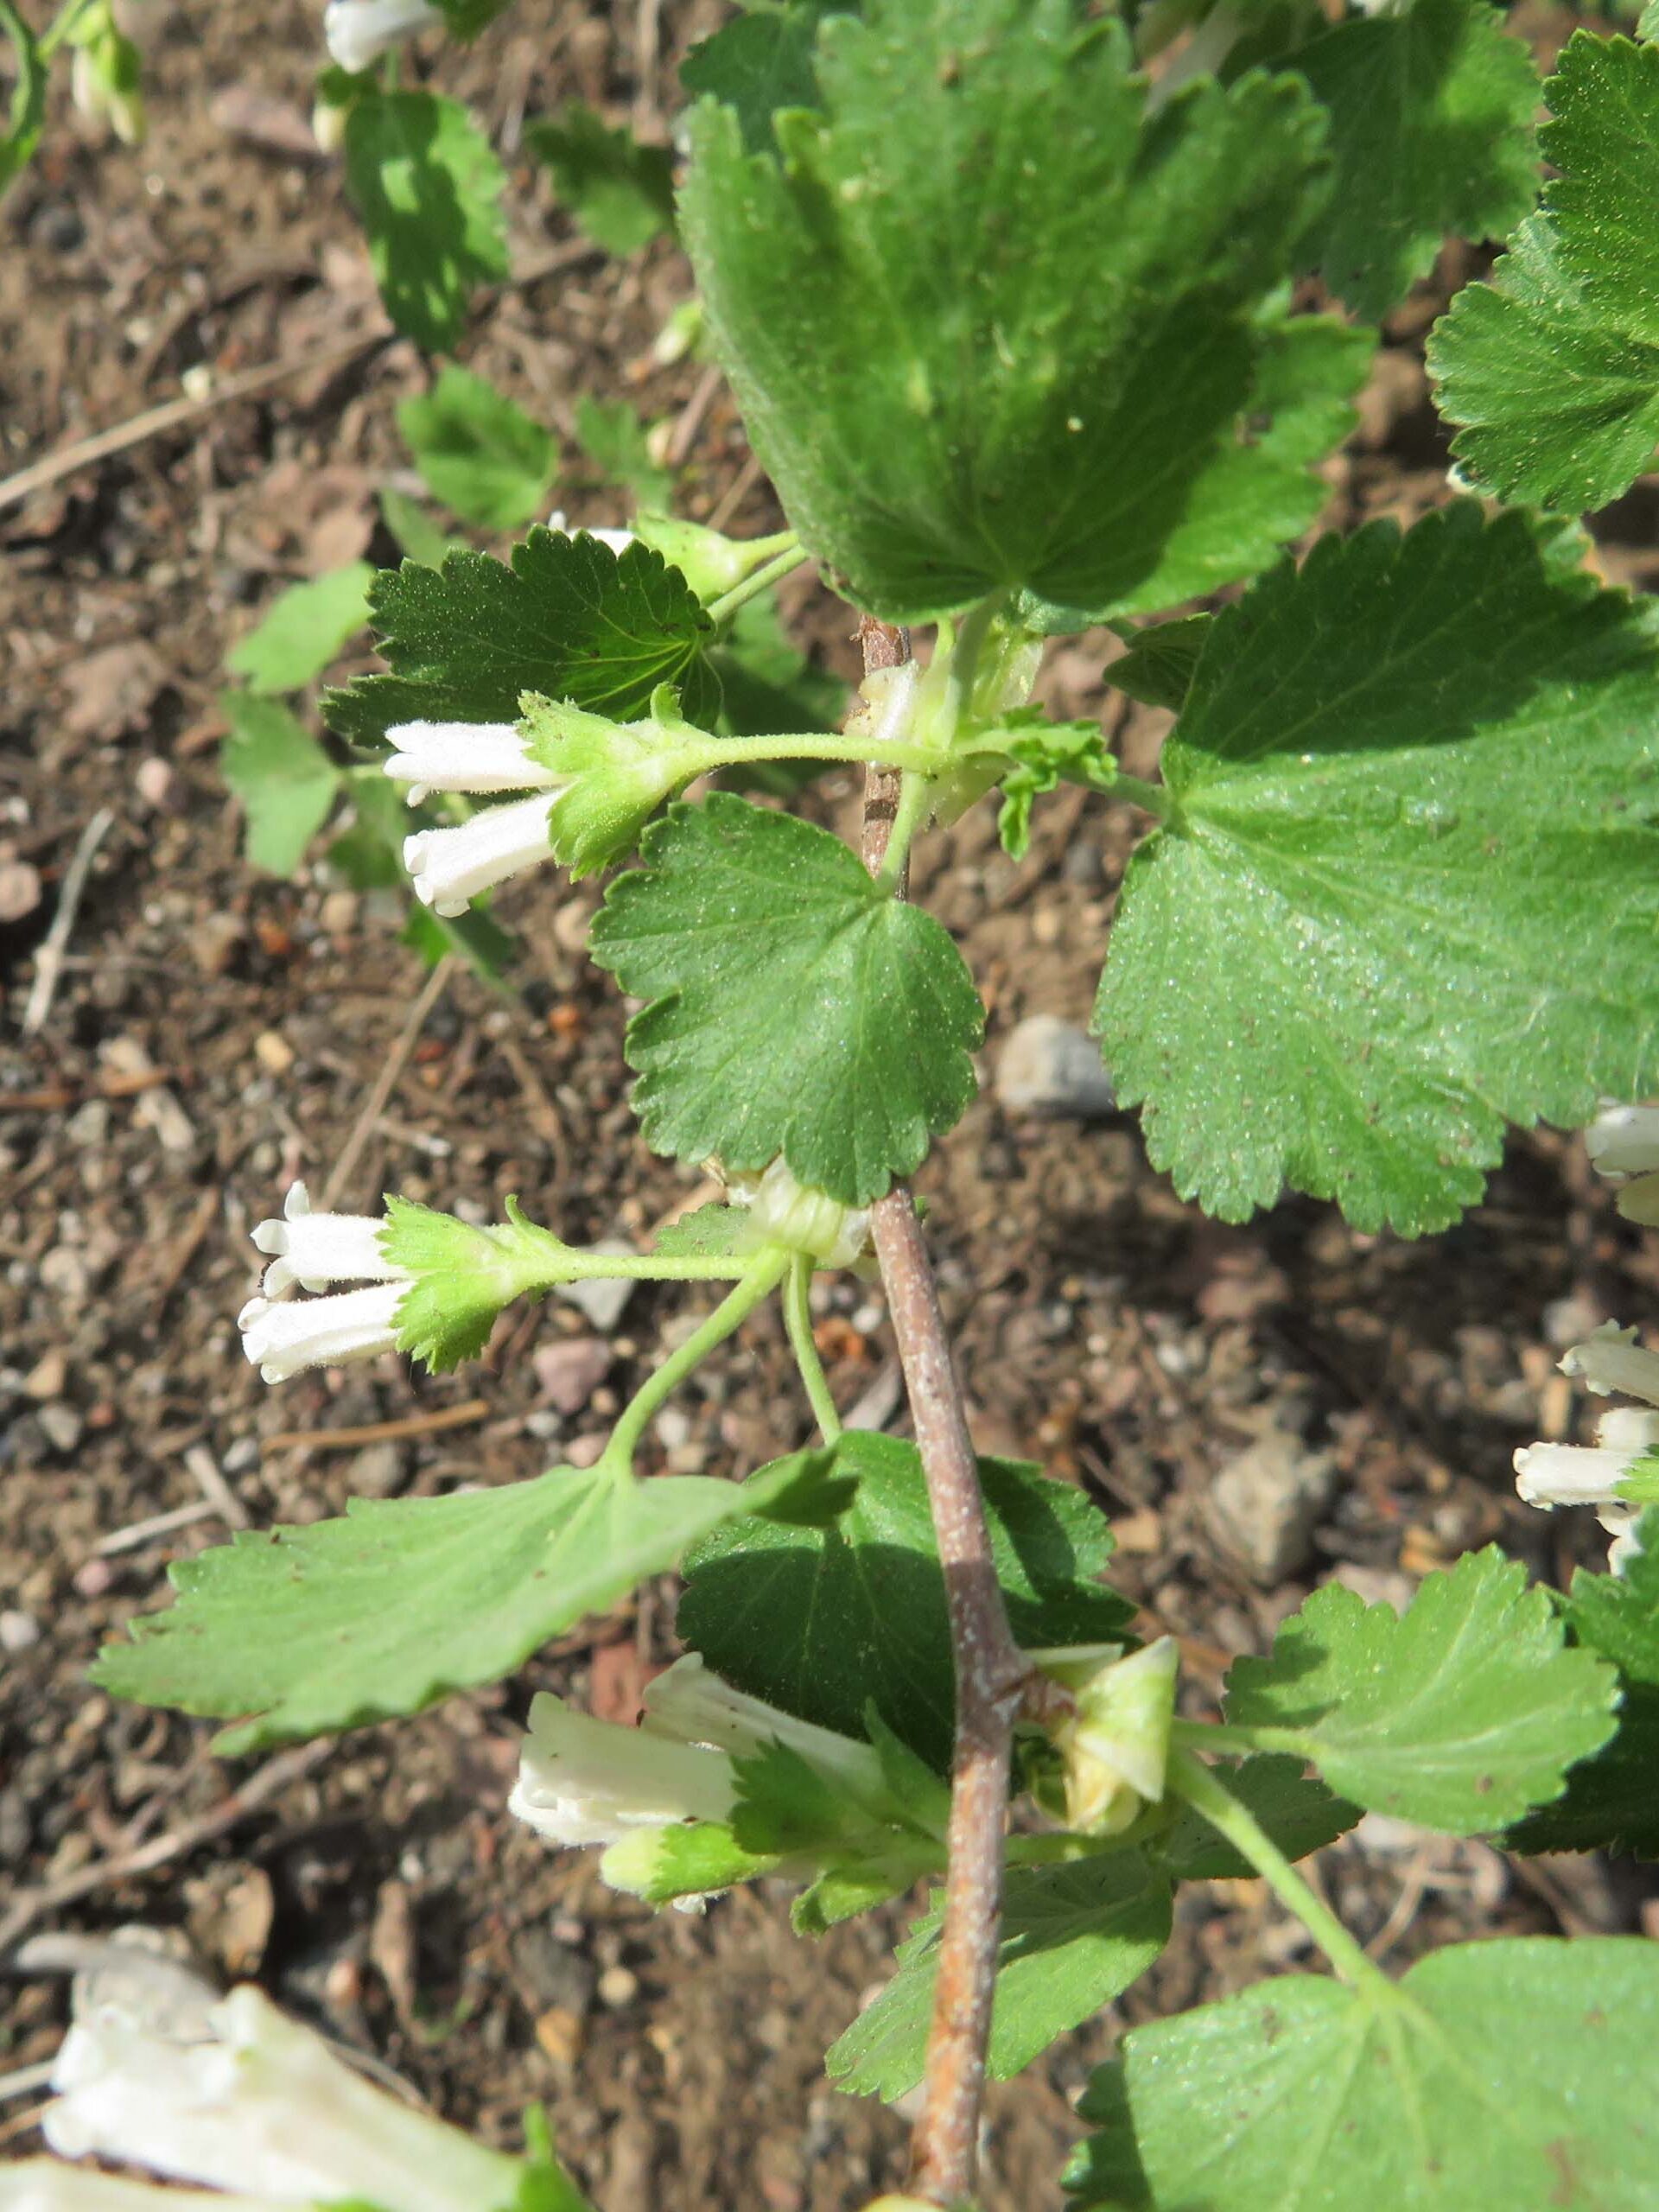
238, 1182, 408, 1382
1515, 1322, 1659, 1574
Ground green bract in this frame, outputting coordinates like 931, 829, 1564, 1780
681, 0, 1351, 625
1097, 504, 1659, 1233
1432, 34, 1659, 512
590, 795, 984, 1205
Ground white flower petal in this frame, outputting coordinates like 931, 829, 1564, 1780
238, 1283, 404, 1383
384, 721, 558, 803
403, 792, 558, 918
510, 1691, 736, 1848
1514, 1440, 1643, 1509
0, 2164, 292, 2212
323, 0, 442, 73
1559, 1322, 1659, 1409
1584, 1103, 1659, 1179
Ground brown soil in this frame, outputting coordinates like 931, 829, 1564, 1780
4, 5, 1658, 2206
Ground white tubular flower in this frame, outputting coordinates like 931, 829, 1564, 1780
249, 1181, 404, 1299
1559, 1321, 1659, 1409
0, 2168, 291, 2212
39, 1982, 518, 2212
1584, 1103, 1659, 1179
728, 1157, 872, 1269
383, 721, 562, 808
546, 508, 637, 556
1028, 1637, 1179, 1836
238, 1283, 404, 1383
509, 1690, 737, 1848
641, 1655, 889, 1806
403, 791, 559, 918
1515, 1404, 1659, 1577
845, 659, 922, 756
323, 0, 442, 74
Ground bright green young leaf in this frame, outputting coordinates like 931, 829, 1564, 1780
1430, 34, 1659, 512
1222, 1547, 1618, 1832
679, 8, 824, 152
378, 486, 460, 569
991, 716, 1119, 861
1284, 0, 1539, 320
1096, 504, 1659, 1233
226, 564, 374, 696
681, 0, 1341, 625
0, 3, 46, 193
589, 794, 982, 1205
649, 1201, 747, 1259
1069, 1938, 1659, 2212
573, 395, 671, 513
1107, 614, 1211, 714
220, 692, 341, 876
525, 103, 675, 256
398, 365, 558, 530
1153, 1755, 1359, 1881
1507, 1510, 1659, 1858
1643, 0, 1659, 40
325, 531, 717, 746
829, 1856, 1173, 2101
92, 1465, 800, 1755
678, 1430, 1133, 1770
345, 90, 508, 353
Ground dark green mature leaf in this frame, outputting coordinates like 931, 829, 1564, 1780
325, 531, 717, 745
1223, 1548, 1618, 1832
1285, 0, 1538, 319
680, 8, 824, 152
679, 1431, 1132, 1770
1107, 615, 1212, 715
682, 0, 1342, 624
1507, 1510, 1659, 1857
344, 91, 508, 353
829, 1857, 1172, 2100
1096, 504, 1659, 1233
227, 565, 374, 695
1154, 1755, 1359, 1880
220, 693, 341, 875
93, 1465, 798, 1754
398, 365, 557, 530
1431, 34, 1659, 512
1069, 1939, 1659, 2211
589, 795, 982, 1206
525, 103, 675, 256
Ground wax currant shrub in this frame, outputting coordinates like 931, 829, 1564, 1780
71, 3, 1659, 2209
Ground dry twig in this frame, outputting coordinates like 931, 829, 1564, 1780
321, 957, 456, 1210
22, 808, 116, 1035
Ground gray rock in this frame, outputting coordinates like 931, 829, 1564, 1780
1206, 1427, 1338, 1586
995, 1014, 1117, 1118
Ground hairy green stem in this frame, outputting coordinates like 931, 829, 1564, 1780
783, 1250, 842, 1444
1166, 1749, 1389, 1994
522, 1249, 753, 1287
38, 0, 100, 58
600, 1248, 791, 1478
685, 730, 946, 778
1113, 772, 1173, 820
876, 770, 936, 893
705, 539, 810, 626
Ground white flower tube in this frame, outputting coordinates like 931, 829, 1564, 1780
1584, 1103, 1659, 1179
238, 1283, 404, 1383
509, 1690, 737, 1847
323, 0, 442, 74
0, 2169, 292, 2212
384, 721, 561, 808
404, 791, 559, 918
39, 1983, 518, 2212
1559, 1322, 1659, 1408
1515, 1404, 1659, 1580
250, 1181, 404, 1298
641, 1654, 890, 1805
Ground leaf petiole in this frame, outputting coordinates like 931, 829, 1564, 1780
1111, 772, 1173, 820
597, 1246, 791, 1479
704, 539, 810, 626
783, 1249, 842, 1444
874, 770, 936, 893
1166, 1748, 1391, 1996
1170, 1716, 1305, 1758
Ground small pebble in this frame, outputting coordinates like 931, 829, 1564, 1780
995, 1014, 1117, 1118
253, 1029, 296, 1075
0, 1610, 41, 1654
38, 1402, 84, 1453
597, 1965, 639, 2009
24, 1348, 67, 1400
134, 757, 174, 810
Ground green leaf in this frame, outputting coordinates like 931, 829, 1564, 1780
226, 564, 374, 695
402, 897, 518, 986
525, 102, 676, 256
680, 8, 824, 152
678, 1430, 1132, 1770
0, 1, 46, 194
345, 90, 508, 353
433, 0, 510, 35
398, 365, 558, 530
990, 716, 1119, 861
1069, 1938, 1659, 2212
1223, 1548, 1618, 1832
588, 794, 982, 1205
650, 1202, 747, 1258
92, 1465, 793, 1754
682, 0, 1342, 625
325, 531, 717, 746
378, 486, 461, 569
1283, 0, 1539, 319
829, 1856, 1173, 2100
1430, 33, 1659, 512
573, 395, 671, 513
220, 692, 341, 876
1153, 1755, 1359, 1881
1095, 504, 1659, 1234
1108, 614, 1211, 714
1506, 1510, 1659, 1858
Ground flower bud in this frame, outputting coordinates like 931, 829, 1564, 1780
1027, 1637, 1179, 1835
630, 518, 795, 606
1559, 1321, 1659, 1409
1584, 1103, 1659, 1179
641, 1654, 890, 1809
323, 0, 443, 75
725, 1158, 872, 1269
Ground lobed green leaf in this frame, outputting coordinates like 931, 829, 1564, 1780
344, 90, 508, 354
226, 565, 374, 696
220, 692, 341, 876
398, 365, 558, 531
